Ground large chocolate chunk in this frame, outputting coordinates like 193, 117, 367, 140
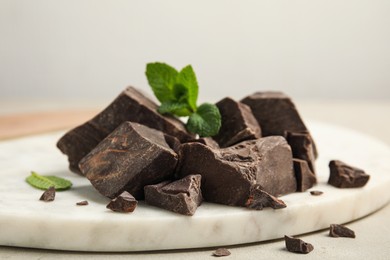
57, 87, 192, 174
286, 131, 316, 174
213, 97, 261, 147
144, 175, 203, 216
293, 159, 316, 192
79, 122, 178, 199
328, 160, 370, 188
176, 136, 296, 206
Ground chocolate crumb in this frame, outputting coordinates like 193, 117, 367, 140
328, 160, 370, 188
76, 200, 89, 206
245, 185, 286, 210
310, 190, 323, 196
329, 224, 355, 238
212, 248, 231, 257
106, 191, 137, 213
39, 186, 55, 202
284, 235, 314, 254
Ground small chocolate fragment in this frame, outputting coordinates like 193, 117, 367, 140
310, 190, 323, 196
57, 87, 193, 174
245, 185, 286, 210
79, 122, 178, 199
76, 200, 89, 206
284, 235, 314, 254
39, 186, 55, 202
213, 97, 261, 148
286, 131, 316, 174
328, 160, 370, 188
212, 248, 231, 257
293, 159, 316, 192
144, 175, 202, 216
329, 224, 355, 238
106, 191, 137, 213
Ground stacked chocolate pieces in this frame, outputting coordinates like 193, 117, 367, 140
57, 87, 317, 215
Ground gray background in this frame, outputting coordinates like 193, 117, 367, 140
1, 0, 389, 104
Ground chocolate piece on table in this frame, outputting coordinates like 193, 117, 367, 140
213, 97, 261, 148
176, 136, 296, 206
106, 191, 137, 213
57, 87, 193, 174
212, 248, 231, 257
79, 122, 178, 199
284, 235, 314, 254
329, 224, 356, 238
328, 160, 370, 188
293, 159, 316, 192
310, 190, 323, 196
241, 91, 318, 158
286, 131, 316, 174
39, 186, 55, 202
144, 174, 202, 216
245, 185, 286, 210
76, 200, 89, 206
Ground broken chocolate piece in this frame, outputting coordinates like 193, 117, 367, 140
57, 87, 193, 174
176, 136, 296, 206
310, 190, 323, 196
76, 200, 89, 206
284, 235, 314, 254
293, 159, 316, 192
329, 224, 355, 238
213, 97, 261, 148
212, 248, 231, 257
39, 186, 55, 202
144, 175, 202, 216
106, 191, 137, 213
245, 185, 286, 210
286, 131, 316, 174
328, 160, 370, 188
79, 122, 178, 199
188, 137, 220, 149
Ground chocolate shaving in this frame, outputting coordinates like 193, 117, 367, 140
76, 200, 89, 206
329, 224, 355, 238
212, 248, 231, 257
284, 235, 314, 254
39, 186, 55, 202
328, 160, 370, 188
106, 191, 137, 213
310, 190, 323, 196
245, 185, 286, 210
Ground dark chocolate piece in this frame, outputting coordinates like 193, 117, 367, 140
212, 248, 231, 257
79, 122, 178, 199
328, 160, 370, 188
310, 190, 323, 196
144, 175, 203, 216
106, 191, 137, 213
213, 97, 261, 147
293, 159, 316, 192
39, 186, 55, 202
329, 224, 355, 238
284, 235, 314, 254
57, 87, 193, 174
245, 185, 286, 210
176, 136, 296, 206
286, 131, 316, 174
76, 200, 89, 206
188, 137, 220, 149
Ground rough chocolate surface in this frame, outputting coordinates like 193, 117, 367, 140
284, 235, 314, 254
106, 191, 137, 213
245, 185, 286, 210
176, 136, 296, 206
39, 186, 55, 202
144, 175, 202, 216
188, 137, 220, 149
329, 224, 356, 238
293, 159, 317, 192
286, 131, 316, 174
213, 97, 261, 147
328, 160, 370, 188
57, 87, 192, 174
79, 122, 178, 199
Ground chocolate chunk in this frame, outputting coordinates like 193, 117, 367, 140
144, 175, 203, 216
212, 248, 231, 257
293, 159, 317, 192
79, 122, 178, 199
188, 137, 220, 149
241, 92, 318, 157
76, 200, 89, 206
176, 136, 296, 206
106, 191, 137, 213
284, 235, 314, 254
286, 131, 316, 174
245, 185, 286, 210
57, 87, 193, 174
213, 97, 261, 147
39, 186, 55, 202
310, 190, 323, 196
329, 224, 356, 238
328, 160, 370, 188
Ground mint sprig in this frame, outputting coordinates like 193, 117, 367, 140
146, 62, 221, 137
26, 171, 72, 191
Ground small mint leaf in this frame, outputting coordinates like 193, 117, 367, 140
187, 103, 221, 137
158, 102, 192, 117
26, 171, 72, 191
145, 62, 178, 103
176, 65, 198, 112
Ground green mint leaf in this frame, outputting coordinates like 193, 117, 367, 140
145, 62, 178, 103
187, 103, 221, 137
176, 65, 198, 112
26, 171, 72, 191
158, 101, 192, 117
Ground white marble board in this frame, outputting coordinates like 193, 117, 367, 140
0, 121, 389, 252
